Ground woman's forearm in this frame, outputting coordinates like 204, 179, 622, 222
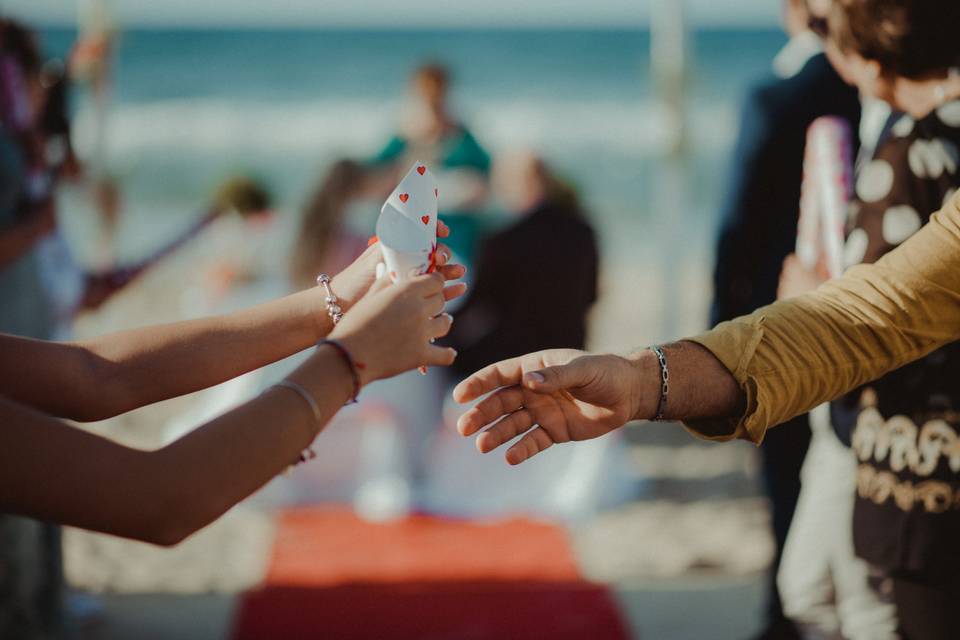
0, 288, 332, 421
0, 346, 353, 545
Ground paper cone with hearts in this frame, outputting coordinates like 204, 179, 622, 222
376, 162, 439, 281
384, 161, 438, 238
376, 203, 436, 281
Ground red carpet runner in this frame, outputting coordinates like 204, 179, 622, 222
231, 507, 629, 639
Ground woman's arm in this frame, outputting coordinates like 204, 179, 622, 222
1, 239, 465, 422
0, 287, 333, 422
0, 348, 351, 546
0, 273, 457, 545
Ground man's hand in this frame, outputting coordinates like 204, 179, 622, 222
453, 349, 658, 465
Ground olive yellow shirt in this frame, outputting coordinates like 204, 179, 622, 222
686, 192, 960, 444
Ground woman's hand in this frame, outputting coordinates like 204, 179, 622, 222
453, 349, 653, 465
330, 220, 462, 314
777, 253, 828, 300
329, 272, 459, 385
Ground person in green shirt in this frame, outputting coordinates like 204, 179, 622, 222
369, 63, 491, 267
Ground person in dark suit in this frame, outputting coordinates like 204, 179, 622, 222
447, 151, 598, 378
709, 2, 861, 638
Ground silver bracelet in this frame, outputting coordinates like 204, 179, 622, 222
316, 273, 343, 325
272, 380, 321, 467
650, 345, 669, 421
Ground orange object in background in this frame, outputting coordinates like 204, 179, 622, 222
231, 507, 629, 639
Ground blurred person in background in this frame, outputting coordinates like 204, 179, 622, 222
708, 2, 861, 635
79, 174, 278, 312
446, 150, 598, 379
290, 159, 370, 289
777, 1, 960, 638
369, 62, 491, 269
426, 151, 602, 523
0, 18, 74, 639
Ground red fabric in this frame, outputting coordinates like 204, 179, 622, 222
231, 507, 629, 640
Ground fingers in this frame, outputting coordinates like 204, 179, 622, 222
457, 385, 525, 436
522, 361, 588, 394
437, 219, 450, 238
406, 272, 445, 297
425, 292, 445, 317
435, 243, 453, 266
475, 408, 535, 454
438, 263, 466, 281
369, 268, 392, 294
429, 312, 453, 339
443, 282, 467, 302
452, 357, 526, 404
505, 427, 555, 465
423, 345, 457, 367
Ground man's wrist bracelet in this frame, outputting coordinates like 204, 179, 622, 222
649, 345, 669, 421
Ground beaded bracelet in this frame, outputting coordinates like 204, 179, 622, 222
319, 339, 361, 404
316, 273, 343, 325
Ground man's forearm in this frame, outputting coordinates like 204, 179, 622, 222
627, 341, 745, 423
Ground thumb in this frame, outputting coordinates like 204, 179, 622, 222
523, 360, 591, 393
369, 264, 392, 294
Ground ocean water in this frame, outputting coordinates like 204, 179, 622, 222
38, 27, 787, 264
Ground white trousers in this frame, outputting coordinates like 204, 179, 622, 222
777, 404, 899, 640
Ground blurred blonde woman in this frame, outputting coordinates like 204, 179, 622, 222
290, 159, 369, 289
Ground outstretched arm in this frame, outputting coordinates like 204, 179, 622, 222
1, 231, 465, 422
456, 194, 960, 461
0, 272, 459, 545
454, 343, 741, 464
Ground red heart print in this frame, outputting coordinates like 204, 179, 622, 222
421, 215, 430, 225
399, 193, 409, 203
416, 166, 426, 175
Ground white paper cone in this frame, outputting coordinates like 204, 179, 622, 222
376, 201, 434, 281
385, 161, 438, 238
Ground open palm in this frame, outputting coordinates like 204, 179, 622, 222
453, 349, 642, 464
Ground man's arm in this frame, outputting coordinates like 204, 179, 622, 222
454, 342, 742, 465
456, 193, 960, 461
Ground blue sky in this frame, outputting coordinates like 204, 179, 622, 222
5, 0, 782, 28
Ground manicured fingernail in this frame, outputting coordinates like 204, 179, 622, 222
527, 372, 545, 384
